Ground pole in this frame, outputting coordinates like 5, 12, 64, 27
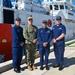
69, 0, 72, 4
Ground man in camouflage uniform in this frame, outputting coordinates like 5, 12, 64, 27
23, 16, 38, 71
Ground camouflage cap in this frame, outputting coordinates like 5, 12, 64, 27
28, 16, 33, 20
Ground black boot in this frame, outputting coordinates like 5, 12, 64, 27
14, 68, 20, 73
18, 66, 24, 71
46, 64, 49, 70
59, 65, 63, 71
40, 64, 44, 70
53, 63, 60, 68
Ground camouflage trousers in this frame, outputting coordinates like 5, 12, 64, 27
25, 44, 36, 66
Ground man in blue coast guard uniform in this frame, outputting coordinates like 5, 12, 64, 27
38, 20, 52, 70
12, 17, 24, 73
52, 16, 66, 71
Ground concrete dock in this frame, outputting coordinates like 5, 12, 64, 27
0, 43, 75, 75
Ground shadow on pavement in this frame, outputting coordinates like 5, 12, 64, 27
22, 57, 75, 70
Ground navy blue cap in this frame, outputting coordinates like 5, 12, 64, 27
56, 16, 61, 20
42, 20, 47, 23
15, 17, 21, 21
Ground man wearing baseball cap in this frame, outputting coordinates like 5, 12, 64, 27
38, 20, 52, 70
23, 16, 38, 71
52, 16, 66, 71
12, 17, 24, 73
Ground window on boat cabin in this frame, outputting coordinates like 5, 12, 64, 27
60, 5, 64, 10
3, 9, 14, 24
65, 6, 70, 10
65, 6, 68, 9
54, 5, 59, 10
50, 5, 52, 10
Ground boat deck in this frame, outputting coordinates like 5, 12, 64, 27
0, 43, 75, 75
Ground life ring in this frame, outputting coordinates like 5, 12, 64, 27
47, 19, 52, 27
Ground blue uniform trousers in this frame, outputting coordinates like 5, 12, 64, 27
54, 45, 65, 65
12, 46, 23, 68
39, 47, 50, 65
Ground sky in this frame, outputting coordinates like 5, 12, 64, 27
10, 0, 75, 5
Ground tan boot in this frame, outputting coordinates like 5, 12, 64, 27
28, 66, 33, 71
32, 65, 37, 69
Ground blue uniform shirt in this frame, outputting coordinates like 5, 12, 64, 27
12, 25, 24, 47
52, 23, 66, 46
38, 27, 52, 47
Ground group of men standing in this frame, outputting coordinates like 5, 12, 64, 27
12, 16, 66, 73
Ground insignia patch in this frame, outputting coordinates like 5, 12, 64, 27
47, 31, 50, 33
41, 30, 43, 32
59, 28, 62, 30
